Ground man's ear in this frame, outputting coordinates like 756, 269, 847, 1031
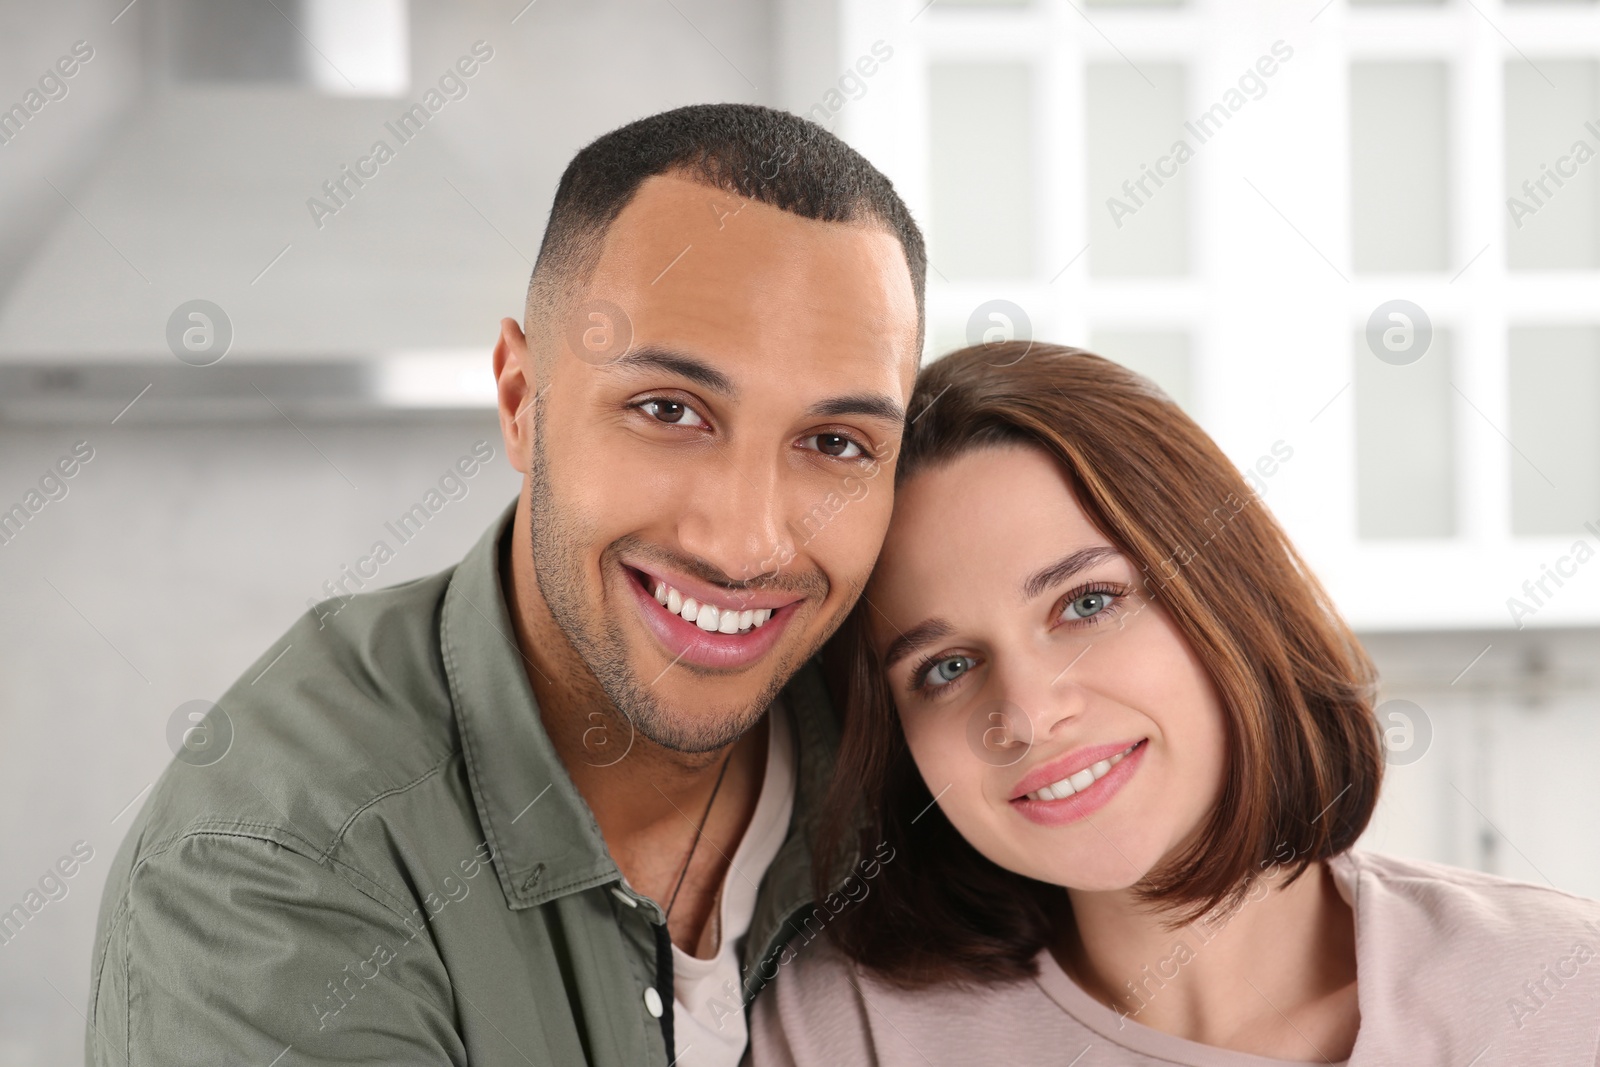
493, 317, 538, 475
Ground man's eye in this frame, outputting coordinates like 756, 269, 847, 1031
638, 399, 707, 428
801, 433, 865, 459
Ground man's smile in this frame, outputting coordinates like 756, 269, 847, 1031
623, 561, 804, 671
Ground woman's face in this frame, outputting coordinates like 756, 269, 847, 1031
867, 444, 1229, 891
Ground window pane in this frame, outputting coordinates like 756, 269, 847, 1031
1356, 329, 1455, 538
1350, 62, 1450, 272
1086, 62, 1188, 277
1509, 326, 1600, 535
929, 63, 1036, 279
1505, 60, 1600, 271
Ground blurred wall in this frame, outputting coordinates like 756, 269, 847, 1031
0, 0, 145, 305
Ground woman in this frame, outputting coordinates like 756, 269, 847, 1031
750, 342, 1600, 1065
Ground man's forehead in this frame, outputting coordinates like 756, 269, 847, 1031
575, 174, 920, 390
592, 173, 905, 284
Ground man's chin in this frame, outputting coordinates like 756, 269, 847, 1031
556, 608, 797, 760
621, 678, 782, 755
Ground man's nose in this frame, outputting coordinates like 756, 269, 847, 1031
675, 442, 796, 587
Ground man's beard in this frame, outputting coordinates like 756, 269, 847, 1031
526, 419, 827, 755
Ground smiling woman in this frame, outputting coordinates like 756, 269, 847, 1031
821, 343, 1384, 939
747, 342, 1600, 1066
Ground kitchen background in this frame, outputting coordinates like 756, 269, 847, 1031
3, 0, 1599, 1061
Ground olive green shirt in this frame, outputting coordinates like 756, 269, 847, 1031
86, 501, 837, 1066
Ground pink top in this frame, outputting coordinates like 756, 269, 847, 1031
748, 851, 1600, 1065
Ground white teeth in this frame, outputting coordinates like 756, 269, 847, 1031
1026, 743, 1140, 802
644, 575, 778, 634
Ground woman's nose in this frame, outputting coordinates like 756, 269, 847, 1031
970, 656, 1094, 764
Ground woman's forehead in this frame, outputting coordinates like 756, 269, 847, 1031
868, 446, 1121, 643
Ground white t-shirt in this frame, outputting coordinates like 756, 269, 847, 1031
672, 698, 796, 1067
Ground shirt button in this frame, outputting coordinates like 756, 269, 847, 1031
643, 986, 664, 1018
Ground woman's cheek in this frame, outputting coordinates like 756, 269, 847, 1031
923, 725, 993, 824
900, 712, 962, 794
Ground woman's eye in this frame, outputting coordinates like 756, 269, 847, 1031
639, 399, 707, 428
801, 432, 865, 459
920, 655, 975, 689
1064, 591, 1115, 620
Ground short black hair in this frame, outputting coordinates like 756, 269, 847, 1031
525, 102, 927, 352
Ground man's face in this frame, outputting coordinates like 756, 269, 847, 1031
513, 173, 919, 753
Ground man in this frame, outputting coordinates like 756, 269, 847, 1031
86, 103, 924, 1066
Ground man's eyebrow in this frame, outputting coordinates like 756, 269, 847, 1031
610, 345, 736, 397
610, 348, 906, 426
881, 618, 954, 671
1020, 546, 1124, 601
804, 394, 907, 426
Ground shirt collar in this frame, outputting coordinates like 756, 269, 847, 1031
443, 499, 614, 908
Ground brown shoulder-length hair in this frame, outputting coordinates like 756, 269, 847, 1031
816, 341, 1383, 987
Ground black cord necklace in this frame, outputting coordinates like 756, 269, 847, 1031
663, 750, 734, 921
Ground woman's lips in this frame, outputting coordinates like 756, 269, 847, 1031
622, 564, 800, 672
1010, 739, 1148, 827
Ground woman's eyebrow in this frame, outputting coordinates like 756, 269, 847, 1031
1019, 546, 1123, 601
881, 618, 954, 671
880, 549, 1124, 668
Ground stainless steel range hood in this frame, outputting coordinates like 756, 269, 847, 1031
0, 0, 516, 421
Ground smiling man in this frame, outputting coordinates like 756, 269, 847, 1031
86, 104, 924, 1067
